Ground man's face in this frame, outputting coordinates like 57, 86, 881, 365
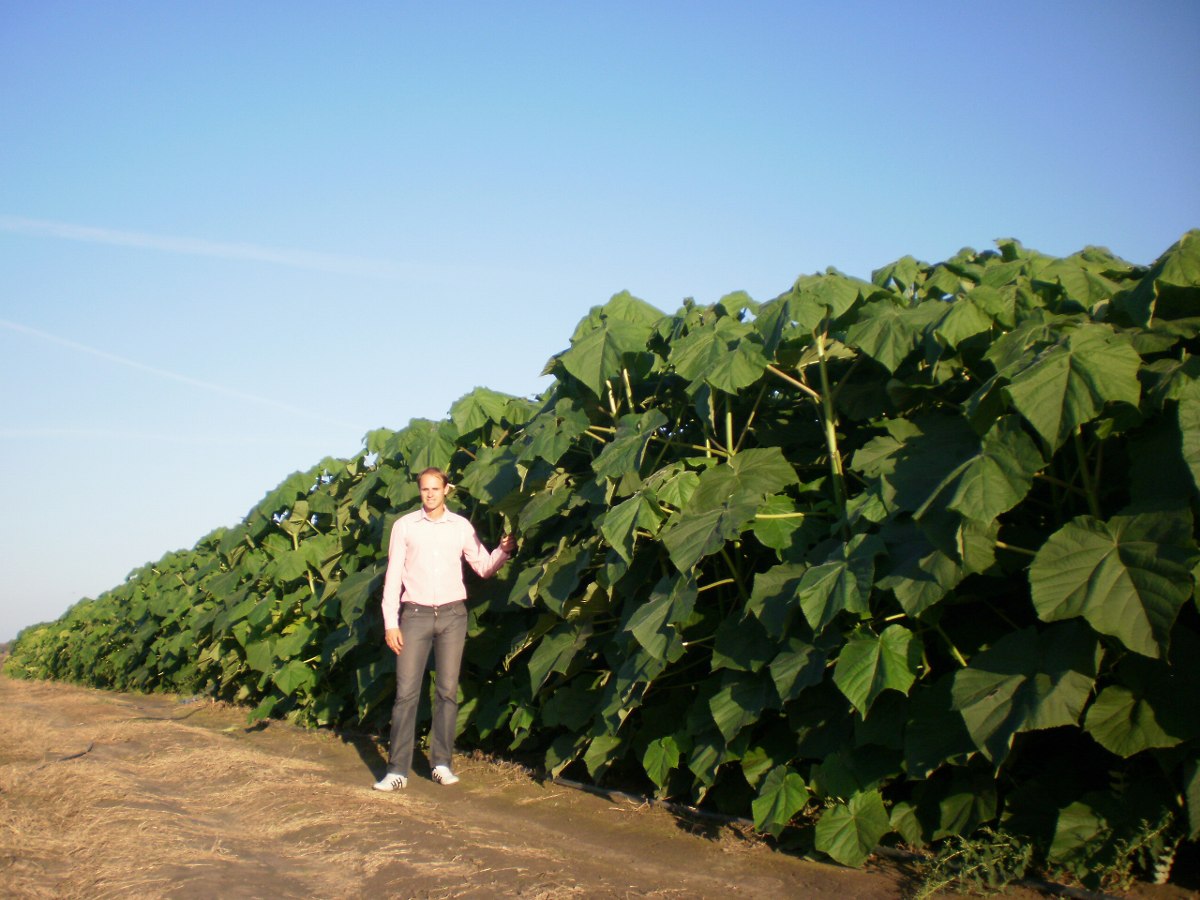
419, 474, 448, 516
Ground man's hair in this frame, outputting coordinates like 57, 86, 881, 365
417, 467, 449, 486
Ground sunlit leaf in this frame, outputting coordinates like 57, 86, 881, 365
1003, 325, 1141, 451
450, 386, 516, 435
1030, 514, 1195, 658
559, 317, 650, 398
833, 625, 921, 716
814, 789, 891, 867
669, 315, 771, 394
797, 535, 884, 634
752, 765, 810, 836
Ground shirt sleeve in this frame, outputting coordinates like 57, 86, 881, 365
461, 518, 510, 579
380, 517, 408, 630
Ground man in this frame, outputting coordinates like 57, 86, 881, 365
373, 467, 516, 790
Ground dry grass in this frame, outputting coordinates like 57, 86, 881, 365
0, 689, 426, 898
0, 677, 915, 899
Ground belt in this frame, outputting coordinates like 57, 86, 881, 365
398, 602, 463, 619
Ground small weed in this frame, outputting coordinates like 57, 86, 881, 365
909, 828, 1033, 899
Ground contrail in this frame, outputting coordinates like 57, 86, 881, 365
0, 318, 362, 429
0, 214, 406, 279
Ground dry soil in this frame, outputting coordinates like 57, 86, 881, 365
0, 675, 1193, 899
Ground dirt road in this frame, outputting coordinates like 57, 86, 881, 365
0, 675, 922, 898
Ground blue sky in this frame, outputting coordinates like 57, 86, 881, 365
1, 1, 1197, 642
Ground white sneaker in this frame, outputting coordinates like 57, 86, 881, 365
431, 765, 460, 785
373, 772, 408, 791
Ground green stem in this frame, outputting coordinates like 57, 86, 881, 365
1033, 471, 1088, 498
935, 623, 969, 667
718, 546, 748, 605
707, 390, 719, 450
766, 363, 822, 403
622, 367, 636, 410
647, 434, 731, 459
994, 540, 1037, 558
697, 577, 735, 593
734, 383, 766, 454
725, 405, 735, 457
1074, 427, 1102, 518
816, 325, 849, 540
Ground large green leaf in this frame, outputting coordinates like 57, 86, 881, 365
708, 671, 770, 742
274, 622, 315, 660
457, 445, 522, 505
930, 295, 995, 348
392, 418, 459, 473
558, 317, 650, 398
662, 496, 759, 573
1003, 325, 1142, 451
245, 638, 277, 674
814, 789, 891, 867
751, 494, 810, 552
336, 562, 385, 629
751, 765, 810, 836
951, 622, 1101, 764
599, 490, 665, 564
1030, 514, 1195, 658
535, 542, 592, 616
1085, 686, 1183, 758
768, 641, 828, 706
582, 733, 623, 780
527, 624, 588, 693
449, 386, 515, 435
624, 575, 696, 661
1179, 393, 1200, 495
747, 562, 806, 639
669, 315, 770, 394
915, 416, 1043, 526
833, 625, 921, 716
592, 409, 668, 480
1112, 229, 1200, 325
1082, 632, 1200, 757
274, 659, 317, 695
791, 270, 874, 322
797, 535, 883, 634
844, 298, 940, 373
514, 398, 590, 464
569, 290, 664, 340
688, 447, 799, 512
876, 526, 962, 618
642, 735, 684, 794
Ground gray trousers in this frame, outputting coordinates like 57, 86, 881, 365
387, 601, 468, 776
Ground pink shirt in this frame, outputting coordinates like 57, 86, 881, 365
381, 507, 510, 629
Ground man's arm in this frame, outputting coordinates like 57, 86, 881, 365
381, 518, 408, 651
461, 521, 514, 579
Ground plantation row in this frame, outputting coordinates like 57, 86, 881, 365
8, 231, 1200, 885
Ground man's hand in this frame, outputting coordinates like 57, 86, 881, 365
499, 533, 517, 554
385, 627, 404, 655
